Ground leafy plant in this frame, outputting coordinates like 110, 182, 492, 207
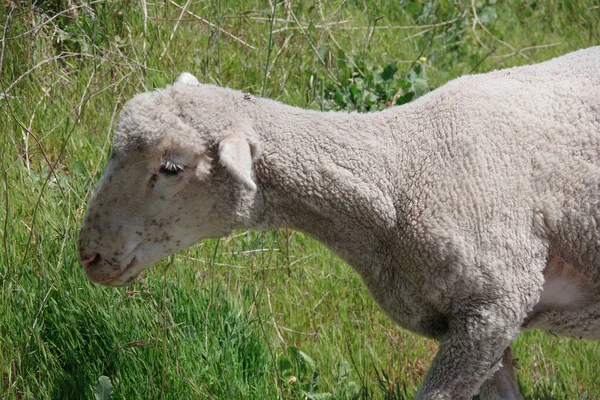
278, 346, 325, 398
309, 51, 429, 113
32, 1, 128, 55
278, 347, 364, 400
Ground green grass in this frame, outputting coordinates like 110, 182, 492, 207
1, 1, 599, 399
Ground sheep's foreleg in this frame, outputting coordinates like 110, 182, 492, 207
414, 302, 523, 400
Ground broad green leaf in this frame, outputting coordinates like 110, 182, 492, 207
333, 91, 347, 106
73, 160, 88, 176
381, 62, 398, 81
345, 381, 359, 397
396, 92, 415, 105
94, 376, 113, 400
317, 45, 328, 61
278, 355, 293, 377
289, 346, 316, 371
338, 360, 350, 380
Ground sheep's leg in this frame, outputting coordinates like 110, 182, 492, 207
523, 256, 600, 339
478, 346, 523, 400
415, 302, 523, 400
524, 297, 600, 340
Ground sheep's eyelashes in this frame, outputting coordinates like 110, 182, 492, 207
159, 160, 184, 176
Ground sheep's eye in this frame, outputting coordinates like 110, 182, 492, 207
159, 160, 184, 176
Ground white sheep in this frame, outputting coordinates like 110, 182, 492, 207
78, 46, 600, 399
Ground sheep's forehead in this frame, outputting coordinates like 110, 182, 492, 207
111, 90, 208, 157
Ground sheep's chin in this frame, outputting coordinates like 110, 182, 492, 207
104, 272, 142, 287
99, 257, 146, 287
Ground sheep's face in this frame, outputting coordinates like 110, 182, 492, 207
78, 75, 257, 285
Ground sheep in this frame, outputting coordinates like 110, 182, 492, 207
78, 46, 600, 399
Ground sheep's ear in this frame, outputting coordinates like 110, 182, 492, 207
219, 136, 256, 191
175, 72, 200, 86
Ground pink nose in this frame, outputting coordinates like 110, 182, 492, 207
81, 253, 100, 270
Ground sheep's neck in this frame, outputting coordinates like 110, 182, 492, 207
250, 104, 420, 263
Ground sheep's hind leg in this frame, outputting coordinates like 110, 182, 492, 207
524, 296, 600, 340
524, 256, 600, 340
478, 346, 523, 400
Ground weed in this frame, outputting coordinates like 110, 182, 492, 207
308, 51, 429, 113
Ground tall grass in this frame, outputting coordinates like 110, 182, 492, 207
1, 1, 599, 399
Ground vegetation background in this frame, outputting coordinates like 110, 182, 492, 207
1, 0, 599, 399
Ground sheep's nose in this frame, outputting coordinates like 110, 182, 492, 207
81, 253, 101, 270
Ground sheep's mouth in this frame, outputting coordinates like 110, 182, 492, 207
102, 257, 139, 286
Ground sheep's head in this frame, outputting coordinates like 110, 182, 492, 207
78, 73, 258, 285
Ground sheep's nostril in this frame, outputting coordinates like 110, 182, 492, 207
81, 253, 101, 270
